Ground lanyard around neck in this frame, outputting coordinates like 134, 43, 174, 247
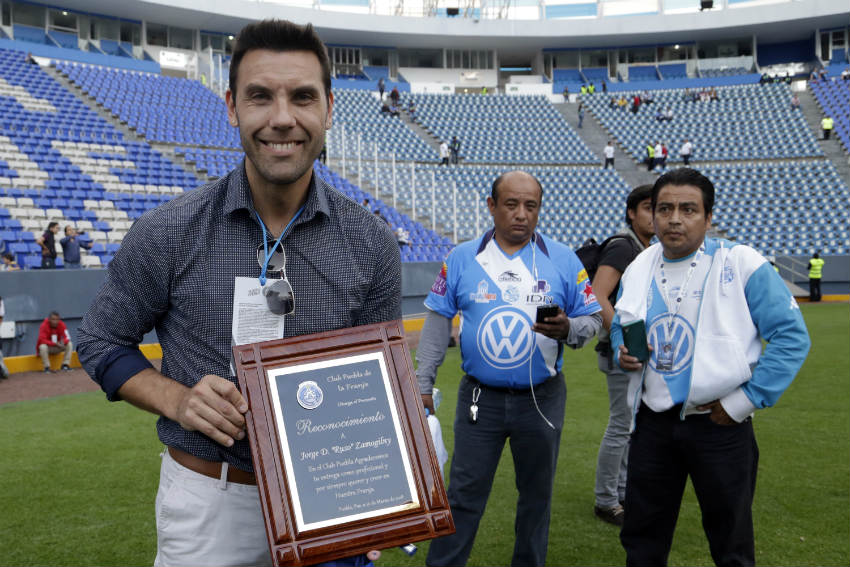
658, 245, 704, 333
255, 205, 305, 285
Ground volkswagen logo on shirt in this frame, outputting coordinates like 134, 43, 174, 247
477, 306, 534, 369
647, 314, 695, 374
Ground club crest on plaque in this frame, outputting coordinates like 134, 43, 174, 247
297, 381, 323, 410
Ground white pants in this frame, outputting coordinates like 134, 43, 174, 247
154, 449, 272, 567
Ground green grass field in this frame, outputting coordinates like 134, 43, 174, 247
1, 303, 847, 566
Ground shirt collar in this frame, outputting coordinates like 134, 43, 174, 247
223, 158, 332, 221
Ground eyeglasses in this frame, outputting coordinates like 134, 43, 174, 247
256, 241, 295, 316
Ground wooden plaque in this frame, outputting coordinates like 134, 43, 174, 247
233, 320, 454, 566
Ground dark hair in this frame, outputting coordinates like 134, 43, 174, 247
651, 168, 715, 216
229, 19, 331, 99
49, 311, 60, 317
625, 184, 653, 226
2, 251, 14, 261
47, 221, 59, 230
491, 171, 544, 203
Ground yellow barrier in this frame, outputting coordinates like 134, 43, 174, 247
2, 317, 455, 375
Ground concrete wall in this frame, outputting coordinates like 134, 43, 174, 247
0, 262, 443, 357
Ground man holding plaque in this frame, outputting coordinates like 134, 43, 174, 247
611, 168, 810, 566
77, 19, 399, 567
416, 170, 602, 567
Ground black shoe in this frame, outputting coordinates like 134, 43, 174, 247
44, 367, 54, 374
61, 364, 72, 372
594, 504, 625, 526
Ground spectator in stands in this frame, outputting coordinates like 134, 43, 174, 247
617, 96, 628, 110
645, 143, 655, 171
378, 76, 385, 100
389, 103, 401, 117
808, 69, 817, 82
821, 116, 834, 140
450, 135, 461, 165
641, 90, 654, 105
631, 94, 641, 114
578, 102, 585, 128
679, 139, 694, 166
562, 86, 569, 98
842, 68, 850, 81
318, 137, 327, 164
655, 109, 665, 122
682, 88, 693, 101
406, 99, 416, 118
60, 226, 92, 269
25, 52, 36, 65
0, 297, 9, 379
654, 142, 664, 171
439, 140, 450, 166
374, 209, 390, 225
791, 94, 801, 110
394, 225, 411, 247
37, 311, 73, 373
818, 68, 828, 81
602, 80, 608, 94
361, 198, 371, 210
609, 96, 618, 109
36, 221, 60, 269
591, 184, 655, 527
660, 143, 669, 169
390, 86, 400, 106
663, 107, 673, 121
1, 252, 19, 271
784, 72, 792, 84
76, 19, 393, 567
709, 88, 719, 101
603, 141, 615, 169
808, 253, 824, 302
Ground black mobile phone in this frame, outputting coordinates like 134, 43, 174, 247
622, 319, 650, 361
536, 304, 559, 324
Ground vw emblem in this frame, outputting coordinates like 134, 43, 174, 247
647, 315, 695, 374
296, 380, 323, 410
477, 306, 534, 369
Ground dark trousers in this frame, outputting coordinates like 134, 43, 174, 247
682, 154, 691, 165
604, 157, 614, 169
426, 374, 566, 567
823, 129, 831, 140
621, 405, 758, 567
41, 256, 56, 269
809, 278, 822, 302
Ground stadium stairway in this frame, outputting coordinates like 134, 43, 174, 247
401, 110, 443, 154
798, 88, 850, 182
554, 100, 656, 190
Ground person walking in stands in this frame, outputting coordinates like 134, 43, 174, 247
417, 171, 601, 567
439, 140, 450, 166
645, 143, 655, 171
390, 85, 400, 106
821, 116, 834, 140
679, 139, 693, 166
77, 19, 396, 567
377, 76, 385, 100
612, 168, 810, 567
591, 184, 655, 526
578, 102, 585, 129
36, 221, 60, 269
808, 252, 824, 302
450, 135, 461, 165
603, 140, 615, 169
37, 311, 73, 373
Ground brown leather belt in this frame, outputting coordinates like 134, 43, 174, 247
168, 446, 257, 486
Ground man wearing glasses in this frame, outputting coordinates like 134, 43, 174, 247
78, 19, 399, 567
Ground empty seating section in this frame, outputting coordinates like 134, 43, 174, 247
585, 83, 822, 162
56, 61, 240, 147
48, 30, 80, 50
0, 47, 199, 267
410, 93, 597, 164
658, 63, 687, 80
703, 161, 849, 255
357, 163, 629, 245
628, 66, 659, 82
582, 68, 609, 84
328, 89, 437, 162
363, 66, 390, 80
700, 67, 751, 77
553, 68, 585, 94
810, 79, 850, 154
176, 148, 243, 178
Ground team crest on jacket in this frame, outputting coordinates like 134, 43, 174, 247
582, 282, 597, 306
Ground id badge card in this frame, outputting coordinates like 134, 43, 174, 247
232, 276, 285, 347
656, 342, 674, 372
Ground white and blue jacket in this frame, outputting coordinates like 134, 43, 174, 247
611, 238, 810, 425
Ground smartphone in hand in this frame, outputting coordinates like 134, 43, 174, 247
622, 319, 650, 361
536, 304, 559, 324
